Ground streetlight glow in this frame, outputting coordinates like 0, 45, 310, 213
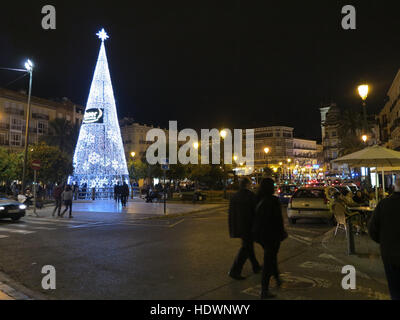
264, 147, 270, 154
193, 142, 199, 150
130, 152, 136, 158
358, 84, 369, 101
220, 130, 227, 139
362, 135, 368, 143
24, 59, 33, 72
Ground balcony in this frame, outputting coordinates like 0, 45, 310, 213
4, 108, 24, 116
32, 113, 50, 121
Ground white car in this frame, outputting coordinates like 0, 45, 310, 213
287, 187, 334, 225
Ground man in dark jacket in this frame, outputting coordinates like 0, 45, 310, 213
369, 179, 400, 300
228, 178, 261, 280
121, 182, 130, 207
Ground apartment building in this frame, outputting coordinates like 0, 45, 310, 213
0, 88, 84, 150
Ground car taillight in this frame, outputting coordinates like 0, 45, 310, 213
278, 189, 281, 193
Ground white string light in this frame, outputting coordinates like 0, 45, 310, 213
69, 29, 129, 189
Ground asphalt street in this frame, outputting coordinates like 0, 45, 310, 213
0, 204, 390, 300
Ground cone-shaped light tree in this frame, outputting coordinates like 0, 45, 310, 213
69, 29, 129, 190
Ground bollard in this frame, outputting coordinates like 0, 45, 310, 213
346, 219, 355, 255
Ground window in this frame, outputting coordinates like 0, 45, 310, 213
293, 189, 325, 199
37, 121, 48, 134
0, 133, 7, 145
10, 133, 22, 146
10, 118, 23, 131
332, 131, 337, 137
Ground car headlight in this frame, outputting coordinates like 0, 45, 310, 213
0, 207, 5, 211
19, 205, 27, 210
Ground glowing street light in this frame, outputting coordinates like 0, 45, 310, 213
220, 130, 227, 139
130, 152, 136, 158
362, 135, 368, 143
233, 155, 238, 162
358, 84, 370, 134
358, 85, 369, 101
193, 142, 199, 150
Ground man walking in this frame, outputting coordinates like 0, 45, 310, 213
369, 178, 400, 300
60, 185, 74, 219
121, 182, 129, 207
228, 178, 261, 280
52, 183, 63, 217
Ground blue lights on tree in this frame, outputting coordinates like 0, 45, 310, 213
69, 29, 129, 189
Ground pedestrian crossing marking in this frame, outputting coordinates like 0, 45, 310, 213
10, 224, 56, 231
0, 227, 35, 235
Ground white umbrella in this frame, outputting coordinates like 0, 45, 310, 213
333, 145, 400, 200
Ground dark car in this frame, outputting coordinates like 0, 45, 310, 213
334, 185, 352, 196
0, 195, 26, 221
277, 185, 298, 204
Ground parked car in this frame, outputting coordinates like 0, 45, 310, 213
334, 185, 352, 196
0, 194, 26, 221
341, 183, 359, 194
287, 187, 334, 225
277, 185, 298, 204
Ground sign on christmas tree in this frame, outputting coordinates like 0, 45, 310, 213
69, 28, 129, 190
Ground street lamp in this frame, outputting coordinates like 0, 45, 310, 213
130, 152, 136, 158
193, 142, 199, 150
21, 59, 34, 194
362, 135, 368, 143
220, 130, 227, 199
287, 158, 292, 182
358, 84, 369, 133
264, 147, 271, 179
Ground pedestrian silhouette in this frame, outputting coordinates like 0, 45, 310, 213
252, 178, 288, 299
228, 178, 261, 280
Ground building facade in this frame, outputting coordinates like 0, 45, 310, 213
320, 103, 341, 172
292, 138, 318, 167
120, 118, 169, 162
378, 69, 400, 150
0, 88, 84, 150
252, 126, 294, 170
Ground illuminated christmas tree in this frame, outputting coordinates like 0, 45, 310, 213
69, 28, 129, 190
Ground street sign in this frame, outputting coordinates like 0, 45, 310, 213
31, 160, 41, 171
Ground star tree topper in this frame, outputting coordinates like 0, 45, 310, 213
96, 28, 109, 42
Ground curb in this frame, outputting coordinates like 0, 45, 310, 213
0, 271, 49, 300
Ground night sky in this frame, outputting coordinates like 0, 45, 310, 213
1, 0, 400, 142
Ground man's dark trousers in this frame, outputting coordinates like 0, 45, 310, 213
230, 238, 260, 275
52, 199, 61, 216
383, 261, 400, 300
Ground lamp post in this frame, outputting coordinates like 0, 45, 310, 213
264, 147, 271, 179
287, 158, 292, 182
220, 130, 227, 199
21, 59, 34, 194
358, 84, 369, 134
